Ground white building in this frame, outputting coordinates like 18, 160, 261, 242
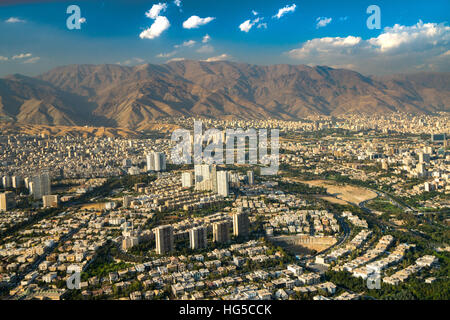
181, 172, 194, 188
217, 171, 229, 197
147, 152, 166, 172
32, 171, 51, 200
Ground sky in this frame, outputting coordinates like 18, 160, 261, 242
0, 0, 449, 76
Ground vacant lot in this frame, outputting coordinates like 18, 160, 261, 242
292, 179, 377, 206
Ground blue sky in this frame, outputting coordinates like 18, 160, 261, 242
0, 0, 449, 76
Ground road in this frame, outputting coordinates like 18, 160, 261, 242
5, 224, 85, 300
311, 216, 351, 259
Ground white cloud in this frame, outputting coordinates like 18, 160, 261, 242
146, 3, 168, 20
5, 17, 25, 23
196, 45, 214, 54
239, 20, 254, 33
287, 21, 450, 75
203, 54, 231, 62
316, 17, 332, 28
252, 10, 259, 16
157, 51, 177, 58
23, 57, 40, 64
12, 53, 32, 60
118, 57, 145, 65
79, 17, 86, 24
175, 40, 196, 48
368, 20, 449, 52
140, 16, 170, 39
257, 22, 267, 29
167, 57, 186, 63
0, 56, 8, 61
183, 16, 215, 29
202, 34, 211, 43
239, 17, 262, 33
174, 0, 181, 7
273, 4, 296, 19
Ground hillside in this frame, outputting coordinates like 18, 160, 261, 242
0, 60, 447, 129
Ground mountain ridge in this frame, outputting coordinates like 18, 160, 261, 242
0, 60, 448, 129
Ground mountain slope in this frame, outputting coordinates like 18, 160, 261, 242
0, 74, 98, 126
0, 61, 447, 128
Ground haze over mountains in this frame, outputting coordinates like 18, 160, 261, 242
0, 60, 449, 129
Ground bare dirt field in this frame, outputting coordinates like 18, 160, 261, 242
293, 179, 377, 206
315, 195, 349, 205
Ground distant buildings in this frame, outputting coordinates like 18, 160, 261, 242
0, 191, 15, 212
154, 225, 174, 255
194, 164, 216, 191
233, 210, 250, 237
189, 226, 207, 250
194, 164, 229, 197
147, 152, 166, 172
213, 221, 230, 243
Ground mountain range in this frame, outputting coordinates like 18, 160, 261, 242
0, 60, 449, 129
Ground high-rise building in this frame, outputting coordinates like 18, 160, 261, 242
147, 152, 166, 172
24, 177, 30, 189
154, 225, 174, 255
181, 172, 194, 188
194, 165, 229, 196
123, 196, 132, 208
194, 164, 216, 191
189, 226, 208, 250
11, 176, 23, 189
211, 165, 217, 193
28, 181, 34, 195
416, 163, 427, 177
233, 211, 250, 237
42, 195, 59, 208
122, 223, 140, 251
154, 152, 166, 172
146, 153, 155, 172
0, 192, 15, 212
213, 221, 230, 243
32, 171, 51, 200
216, 171, 229, 197
123, 159, 132, 168
229, 172, 240, 188
122, 236, 139, 251
419, 153, 430, 164
247, 170, 254, 185
431, 133, 446, 143
2, 176, 11, 189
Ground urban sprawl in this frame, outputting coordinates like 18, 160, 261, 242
0, 113, 449, 300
